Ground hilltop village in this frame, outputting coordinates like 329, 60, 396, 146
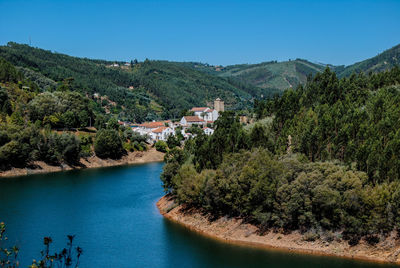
120, 98, 224, 143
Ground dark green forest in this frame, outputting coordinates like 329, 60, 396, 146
161, 66, 400, 245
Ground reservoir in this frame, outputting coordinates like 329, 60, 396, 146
0, 162, 396, 267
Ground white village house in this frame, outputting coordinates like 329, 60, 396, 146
180, 116, 206, 127
190, 107, 219, 122
132, 98, 224, 142
203, 127, 214, 135
149, 126, 175, 141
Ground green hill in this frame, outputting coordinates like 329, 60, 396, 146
219, 59, 327, 91
1, 41, 399, 119
0, 42, 259, 121
184, 44, 400, 95
182, 59, 331, 95
338, 43, 400, 77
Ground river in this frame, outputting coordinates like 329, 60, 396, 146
0, 163, 396, 267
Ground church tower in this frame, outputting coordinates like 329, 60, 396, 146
214, 98, 224, 112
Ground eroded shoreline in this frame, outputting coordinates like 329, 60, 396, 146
157, 195, 400, 265
0, 148, 164, 178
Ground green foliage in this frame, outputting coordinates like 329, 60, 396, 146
0, 139, 30, 169
37, 132, 81, 165
339, 44, 400, 77
106, 117, 119, 130
216, 59, 326, 94
0, 43, 258, 120
165, 66, 400, 240
167, 148, 400, 237
0, 125, 38, 169
0, 88, 12, 115
28, 91, 94, 129
79, 134, 93, 158
256, 66, 400, 183
166, 134, 181, 149
155, 140, 168, 153
94, 129, 124, 159
0, 57, 22, 83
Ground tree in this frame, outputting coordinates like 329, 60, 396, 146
94, 129, 124, 159
106, 117, 119, 130
0, 88, 11, 115
155, 140, 168, 153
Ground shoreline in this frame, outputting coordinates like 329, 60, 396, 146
157, 195, 400, 265
0, 148, 164, 178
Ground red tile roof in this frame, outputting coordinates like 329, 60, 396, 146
191, 107, 209, 112
139, 120, 170, 128
152, 126, 168, 133
183, 116, 205, 122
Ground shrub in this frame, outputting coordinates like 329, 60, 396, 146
140, 141, 148, 151
0, 140, 30, 169
302, 231, 320, 242
79, 134, 93, 158
155, 140, 168, 153
94, 129, 124, 159
348, 235, 361, 246
365, 234, 380, 245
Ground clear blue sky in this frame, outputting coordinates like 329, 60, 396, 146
1, 0, 399, 66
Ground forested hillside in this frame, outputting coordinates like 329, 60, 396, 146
339, 43, 400, 77
219, 59, 326, 91
185, 44, 400, 96
0, 42, 258, 120
0, 58, 148, 170
180, 59, 327, 96
162, 66, 400, 245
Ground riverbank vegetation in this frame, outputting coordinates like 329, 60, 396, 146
161, 66, 400, 245
0, 58, 148, 171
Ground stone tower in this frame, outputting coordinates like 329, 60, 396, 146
214, 98, 224, 112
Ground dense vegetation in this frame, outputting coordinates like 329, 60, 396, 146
0, 58, 148, 171
0, 42, 258, 120
186, 44, 400, 96
218, 59, 327, 92
338, 43, 400, 77
161, 66, 400, 245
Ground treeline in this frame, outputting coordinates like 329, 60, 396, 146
0, 58, 148, 170
161, 66, 400, 245
255, 66, 400, 183
165, 149, 399, 244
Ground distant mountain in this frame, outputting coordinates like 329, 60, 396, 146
338, 44, 400, 77
183, 59, 334, 95
219, 59, 328, 92
185, 44, 400, 94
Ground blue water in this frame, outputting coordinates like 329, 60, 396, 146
0, 163, 396, 267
